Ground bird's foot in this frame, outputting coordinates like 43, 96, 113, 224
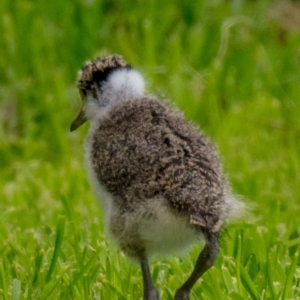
174, 288, 190, 300
144, 286, 160, 300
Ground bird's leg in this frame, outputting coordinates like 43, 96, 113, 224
174, 230, 219, 300
140, 256, 160, 300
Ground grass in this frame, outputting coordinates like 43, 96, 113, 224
1, 0, 300, 299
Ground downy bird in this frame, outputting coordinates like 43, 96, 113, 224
70, 55, 242, 300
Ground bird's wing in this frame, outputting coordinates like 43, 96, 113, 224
91, 97, 224, 228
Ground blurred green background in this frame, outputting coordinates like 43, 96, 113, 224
1, 0, 300, 299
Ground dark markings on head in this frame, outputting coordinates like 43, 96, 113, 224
77, 55, 132, 92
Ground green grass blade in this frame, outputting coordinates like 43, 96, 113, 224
12, 278, 21, 300
104, 280, 127, 300
46, 216, 66, 282
0, 263, 8, 300
281, 250, 299, 300
240, 265, 259, 300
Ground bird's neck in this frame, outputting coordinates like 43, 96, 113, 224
101, 68, 145, 106
86, 68, 146, 122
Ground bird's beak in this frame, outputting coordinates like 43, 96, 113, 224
70, 92, 88, 132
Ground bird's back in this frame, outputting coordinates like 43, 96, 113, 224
89, 96, 234, 233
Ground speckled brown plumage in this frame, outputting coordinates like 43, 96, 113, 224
77, 55, 130, 97
91, 97, 225, 230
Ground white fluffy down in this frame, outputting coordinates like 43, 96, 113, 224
102, 68, 145, 106
85, 68, 145, 122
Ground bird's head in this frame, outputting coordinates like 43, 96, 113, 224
70, 55, 145, 131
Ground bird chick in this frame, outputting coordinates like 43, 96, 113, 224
70, 55, 243, 300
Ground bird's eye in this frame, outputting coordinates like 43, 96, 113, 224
81, 89, 87, 96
